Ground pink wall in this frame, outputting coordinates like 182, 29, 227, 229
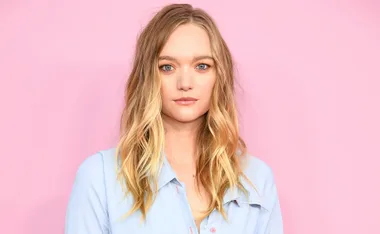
1, 0, 379, 233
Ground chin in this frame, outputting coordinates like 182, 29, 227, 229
172, 115, 203, 123
165, 110, 205, 123
162, 108, 209, 123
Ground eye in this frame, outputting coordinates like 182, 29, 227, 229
196, 63, 210, 70
159, 64, 174, 72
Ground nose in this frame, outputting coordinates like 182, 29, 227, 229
176, 67, 193, 91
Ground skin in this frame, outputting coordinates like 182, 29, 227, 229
159, 23, 216, 231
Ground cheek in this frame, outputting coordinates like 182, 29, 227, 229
160, 80, 173, 99
160, 81, 176, 113
198, 75, 216, 97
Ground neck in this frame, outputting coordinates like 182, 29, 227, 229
162, 113, 204, 165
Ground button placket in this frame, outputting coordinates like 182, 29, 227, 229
175, 182, 198, 234
205, 207, 223, 234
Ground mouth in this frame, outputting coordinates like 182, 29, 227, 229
174, 97, 198, 105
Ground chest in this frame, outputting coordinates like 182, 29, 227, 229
170, 163, 210, 223
180, 177, 210, 230
108, 182, 267, 234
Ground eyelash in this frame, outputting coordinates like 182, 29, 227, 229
159, 63, 211, 73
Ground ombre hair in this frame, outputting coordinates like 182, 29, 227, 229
116, 3, 249, 221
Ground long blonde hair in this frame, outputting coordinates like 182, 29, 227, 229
116, 3, 248, 221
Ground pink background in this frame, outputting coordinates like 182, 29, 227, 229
1, 0, 379, 233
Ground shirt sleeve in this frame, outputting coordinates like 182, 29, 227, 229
263, 168, 284, 234
65, 152, 110, 234
266, 183, 283, 234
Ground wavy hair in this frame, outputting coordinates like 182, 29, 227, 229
116, 3, 248, 221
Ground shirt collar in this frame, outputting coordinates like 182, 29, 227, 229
157, 149, 267, 210
157, 149, 177, 190
223, 175, 264, 208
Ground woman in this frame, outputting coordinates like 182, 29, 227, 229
65, 3, 283, 234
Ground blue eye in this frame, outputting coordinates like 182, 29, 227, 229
196, 64, 209, 70
160, 65, 174, 72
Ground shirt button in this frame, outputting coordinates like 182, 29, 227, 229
210, 227, 216, 233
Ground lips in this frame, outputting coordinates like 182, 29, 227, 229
174, 97, 198, 101
174, 97, 198, 106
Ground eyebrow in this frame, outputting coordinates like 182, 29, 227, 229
158, 55, 214, 63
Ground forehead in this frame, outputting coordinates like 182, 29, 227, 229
160, 23, 212, 57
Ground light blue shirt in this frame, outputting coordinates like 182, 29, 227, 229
65, 147, 283, 234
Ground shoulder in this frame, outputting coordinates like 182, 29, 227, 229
74, 151, 104, 183
240, 152, 276, 188
66, 149, 116, 233
239, 152, 279, 211
73, 147, 117, 186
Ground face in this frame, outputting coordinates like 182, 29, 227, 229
159, 23, 216, 124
